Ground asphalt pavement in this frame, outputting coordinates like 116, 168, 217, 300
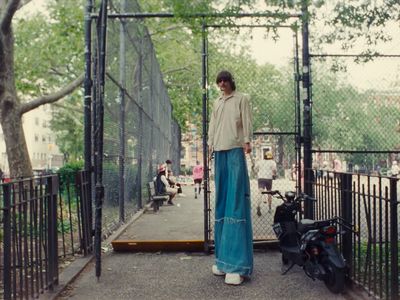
52, 185, 365, 300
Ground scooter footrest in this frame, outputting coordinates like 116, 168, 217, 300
283, 246, 301, 255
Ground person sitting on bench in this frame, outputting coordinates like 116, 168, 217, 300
156, 164, 178, 205
167, 169, 182, 194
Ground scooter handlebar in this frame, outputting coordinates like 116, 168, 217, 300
261, 190, 279, 195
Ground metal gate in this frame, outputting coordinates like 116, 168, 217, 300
202, 22, 304, 249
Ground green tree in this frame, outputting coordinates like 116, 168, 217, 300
0, 0, 84, 177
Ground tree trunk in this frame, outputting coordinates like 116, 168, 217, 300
0, 13, 33, 178
1, 104, 32, 178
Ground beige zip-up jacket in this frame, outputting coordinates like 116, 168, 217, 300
208, 91, 253, 151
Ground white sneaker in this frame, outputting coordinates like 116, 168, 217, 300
212, 265, 225, 276
225, 273, 244, 285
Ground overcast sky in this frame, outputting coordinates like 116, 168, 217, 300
17, 0, 400, 90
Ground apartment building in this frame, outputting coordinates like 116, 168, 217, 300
180, 124, 203, 174
0, 104, 64, 175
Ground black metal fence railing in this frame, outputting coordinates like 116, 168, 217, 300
0, 170, 92, 299
311, 170, 399, 299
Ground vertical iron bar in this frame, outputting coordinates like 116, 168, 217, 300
340, 173, 352, 278
66, 179, 75, 254
352, 181, 356, 282
57, 174, 66, 257
357, 175, 361, 283
33, 185, 40, 297
389, 178, 398, 299
301, 0, 313, 218
137, 28, 144, 210
23, 187, 29, 299
47, 176, 59, 290
372, 184, 377, 296
12, 184, 17, 298
74, 175, 83, 254
84, 0, 93, 171
77, 172, 89, 255
384, 186, 389, 299
201, 18, 210, 253
38, 181, 44, 292
84, 0, 94, 238
118, 0, 126, 222
18, 183, 23, 297
293, 28, 302, 195
378, 177, 383, 298
3, 184, 11, 300
94, 0, 108, 279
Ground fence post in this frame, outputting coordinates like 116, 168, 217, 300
3, 183, 11, 300
389, 178, 398, 299
301, 1, 314, 219
47, 176, 59, 290
340, 173, 352, 278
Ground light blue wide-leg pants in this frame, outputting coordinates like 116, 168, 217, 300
214, 148, 253, 276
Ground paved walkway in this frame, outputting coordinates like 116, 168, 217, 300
54, 186, 361, 300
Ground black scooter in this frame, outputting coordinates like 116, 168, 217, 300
268, 190, 353, 294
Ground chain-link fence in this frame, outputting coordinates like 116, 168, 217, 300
97, 0, 181, 234
309, 55, 400, 298
206, 25, 301, 242
311, 55, 400, 173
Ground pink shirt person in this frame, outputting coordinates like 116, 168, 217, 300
193, 164, 204, 180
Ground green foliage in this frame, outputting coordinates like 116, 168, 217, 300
58, 160, 84, 189
103, 162, 138, 206
14, 0, 85, 159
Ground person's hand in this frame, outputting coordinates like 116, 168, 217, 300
244, 143, 252, 154
208, 146, 214, 162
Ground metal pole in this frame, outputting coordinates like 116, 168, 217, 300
301, 1, 313, 219
389, 178, 398, 299
293, 28, 302, 195
340, 173, 353, 278
94, 0, 108, 279
201, 18, 210, 253
3, 184, 11, 300
119, 0, 126, 223
84, 0, 93, 238
136, 32, 144, 209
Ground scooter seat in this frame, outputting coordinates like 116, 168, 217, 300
298, 219, 317, 233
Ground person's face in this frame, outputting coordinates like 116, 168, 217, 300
217, 79, 232, 93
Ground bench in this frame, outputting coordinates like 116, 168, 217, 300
147, 181, 169, 212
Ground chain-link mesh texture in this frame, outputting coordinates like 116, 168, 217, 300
311, 56, 400, 173
207, 26, 300, 241
99, 0, 181, 233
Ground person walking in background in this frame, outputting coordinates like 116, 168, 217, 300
255, 151, 277, 216
192, 161, 203, 199
208, 70, 253, 285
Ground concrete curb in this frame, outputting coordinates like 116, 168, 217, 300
39, 209, 146, 300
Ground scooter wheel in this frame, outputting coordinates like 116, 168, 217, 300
323, 261, 346, 294
282, 254, 289, 265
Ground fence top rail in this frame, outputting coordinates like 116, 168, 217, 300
91, 11, 303, 20
310, 53, 400, 58
312, 149, 400, 154
206, 24, 296, 29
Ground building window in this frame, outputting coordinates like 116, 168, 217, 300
42, 135, 46, 142
35, 117, 39, 126
42, 120, 47, 128
34, 134, 39, 142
